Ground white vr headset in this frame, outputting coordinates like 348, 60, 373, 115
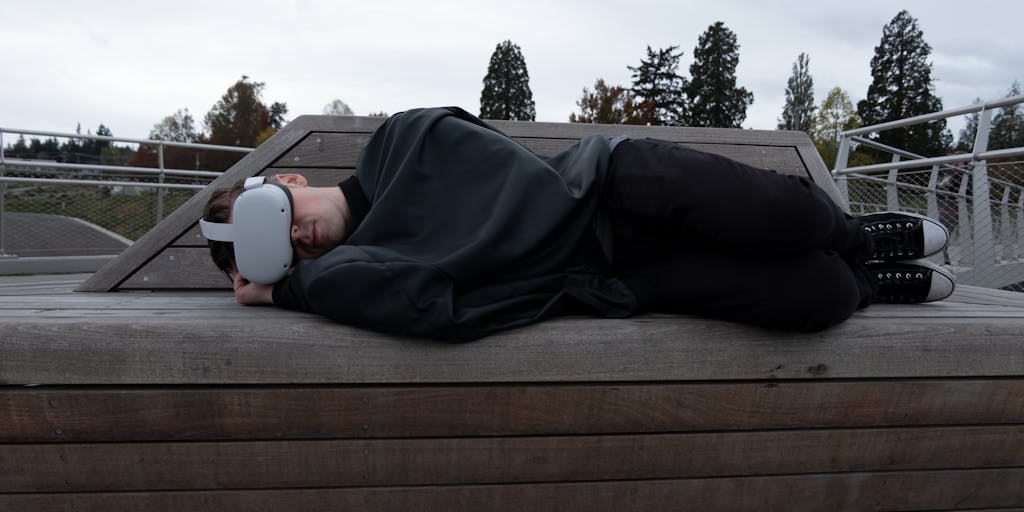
199, 176, 294, 284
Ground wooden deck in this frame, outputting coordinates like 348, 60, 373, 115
2, 273, 1024, 511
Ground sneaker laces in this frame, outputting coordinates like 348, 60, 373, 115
864, 219, 922, 260
872, 266, 932, 303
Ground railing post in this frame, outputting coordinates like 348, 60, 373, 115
958, 170, 972, 263
1017, 188, 1024, 260
970, 108, 996, 285
927, 165, 939, 220
886, 155, 901, 212
1001, 185, 1012, 262
834, 135, 851, 207
157, 142, 165, 224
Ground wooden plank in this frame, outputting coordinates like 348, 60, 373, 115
274, 131, 812, 177
2, 312, 1024, 384
520, 139, 810, 175
118, 247, 229, 289
491, 120, 815, 146
287, 114, 815, 147
3, 380, 1023, 442
77, 127, 310, 292
3, 291, 1019, 315
283, 113, 387, 135
3, 468, 1023, 511
950, 285, 1024, 308
272, 132, 370, 167
0, 275, 91, 296
0, 291, 237, 311
1, 278, 1014, 312
4, 426, 1023, 492
795, 141, 845, 208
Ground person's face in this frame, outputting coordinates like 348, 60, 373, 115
285, 185, 348, 260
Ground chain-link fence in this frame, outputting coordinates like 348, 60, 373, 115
0, 128, 250, 271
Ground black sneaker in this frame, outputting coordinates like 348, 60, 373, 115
861, 211, 949, 261
867, 259, 955, 303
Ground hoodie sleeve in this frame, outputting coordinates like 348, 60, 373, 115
271, 244, 632, 342
273, 246, 479, 341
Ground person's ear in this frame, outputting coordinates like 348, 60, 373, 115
271, 173, 308, 188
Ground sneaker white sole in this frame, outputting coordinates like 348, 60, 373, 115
906, 258, 956, 302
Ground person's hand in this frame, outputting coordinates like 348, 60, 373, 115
232, 273, 275, 305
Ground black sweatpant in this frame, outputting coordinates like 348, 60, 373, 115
606, 138, 876, 332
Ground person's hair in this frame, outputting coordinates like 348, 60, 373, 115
202, 179, 247, 277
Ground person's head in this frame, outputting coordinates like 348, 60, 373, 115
202, 173, 352, 278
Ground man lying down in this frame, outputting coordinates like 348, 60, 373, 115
201, 107, 954, 341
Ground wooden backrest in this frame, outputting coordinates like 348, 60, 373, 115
78, 116, 838, 291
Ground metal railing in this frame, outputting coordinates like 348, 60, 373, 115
0, 127, 252, 264
833, 94, 1024, 290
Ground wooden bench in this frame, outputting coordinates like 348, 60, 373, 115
2, 115, 1023, 511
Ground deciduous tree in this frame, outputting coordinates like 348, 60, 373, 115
811, 87, 861, 167
150, 109, 199, 143
569, 79, 641, 124
323, 99, 354, 116
131, 109, 201, 170
203, 76, 288, 170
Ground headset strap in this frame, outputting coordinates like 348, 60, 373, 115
198, 176, 270, 241
199, 218, 235, 242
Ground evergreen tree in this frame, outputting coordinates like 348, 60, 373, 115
628, 45, 687, 125
569, 78, 642, 124
28, 138, 60, 160
77, 124, 112, 162
778, 53, 815, 132
60, 124, 85, 163
6, 135, 30, 158
479, 40, 536, 121
990, 81, 1024, 150
140, 109, 201, 170
810, 87, 862, 167
94, 124, 112, 152
686, 22, 753, 128
857, 10, 951, 156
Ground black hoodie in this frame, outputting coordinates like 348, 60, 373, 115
273, 107, 636, 341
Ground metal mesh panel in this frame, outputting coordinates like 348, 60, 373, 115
842, 160, 1024, 292
0, 162, 208, 259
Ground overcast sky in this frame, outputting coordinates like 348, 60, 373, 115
1, 0, 1021, 142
